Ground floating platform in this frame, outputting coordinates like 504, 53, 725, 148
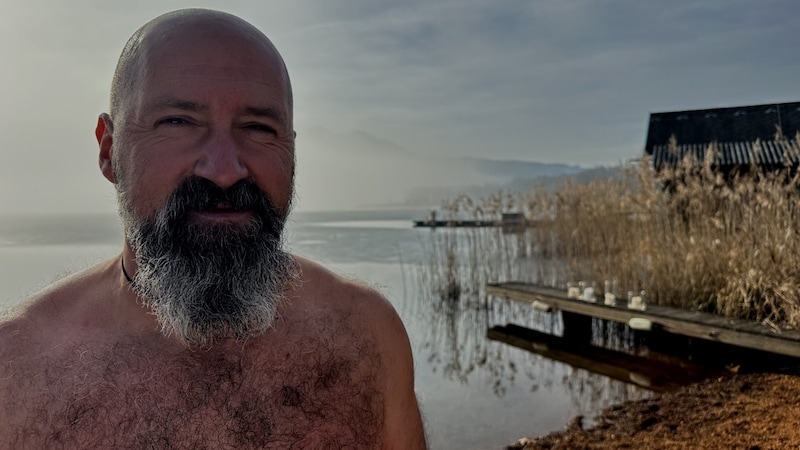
413, 219, 502, 228
413, 212, 528, 228
486, 282, 800, 359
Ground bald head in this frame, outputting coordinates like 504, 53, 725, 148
109, 9, 292, 124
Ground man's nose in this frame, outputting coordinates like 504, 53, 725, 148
193, 130, 249, 189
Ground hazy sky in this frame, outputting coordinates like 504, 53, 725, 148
1, 0, 798, 213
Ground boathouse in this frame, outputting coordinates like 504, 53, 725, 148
644, 101, 800, 176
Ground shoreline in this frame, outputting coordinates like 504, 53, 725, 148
509, 371, 800, 449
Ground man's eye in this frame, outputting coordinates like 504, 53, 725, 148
158, 117, 192, 126
245, 123, 277, 135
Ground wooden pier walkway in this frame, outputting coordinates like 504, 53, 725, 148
413, 219, 500, 228
413, 212, 529, 228
486, 282, 800, 358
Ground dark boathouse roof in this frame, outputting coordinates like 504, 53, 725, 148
645, 101, 800, 171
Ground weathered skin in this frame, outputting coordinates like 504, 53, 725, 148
0, 9, 426, 450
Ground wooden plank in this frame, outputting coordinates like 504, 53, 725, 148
486, 282, 800, 358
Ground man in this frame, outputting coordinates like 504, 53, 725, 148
0, 8, 427, 449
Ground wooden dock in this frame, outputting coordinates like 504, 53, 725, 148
413, 219, 500, 228
486, 282, 800, 359
413, 212, 528, 228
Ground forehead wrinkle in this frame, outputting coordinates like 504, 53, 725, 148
157, 63, 278, 80
136, 57, 285, 100
142, 98, 208, 118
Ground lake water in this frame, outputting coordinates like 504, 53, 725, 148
0, 210, 651, 450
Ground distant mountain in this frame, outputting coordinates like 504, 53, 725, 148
459, 156, 583, 180
520, 165, 626, 188
397, 157, 592, 209
294, 128, 605, 211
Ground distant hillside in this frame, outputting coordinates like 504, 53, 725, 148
399, 164, 624, 209
460, 156, 583, 180
515, 164, 626, 189
294, 128, 614, 211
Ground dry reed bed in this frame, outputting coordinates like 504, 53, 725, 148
433, 149, 800, 331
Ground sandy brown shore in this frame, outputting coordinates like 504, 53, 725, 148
509, 372, 800, 450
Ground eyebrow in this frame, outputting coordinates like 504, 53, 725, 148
143, 99, 287, 127
144, 98, 208, 117
242, 106, 288, 127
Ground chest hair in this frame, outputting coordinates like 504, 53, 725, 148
4, 337, 384, 449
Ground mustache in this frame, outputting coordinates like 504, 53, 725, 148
161, 177, 286, 229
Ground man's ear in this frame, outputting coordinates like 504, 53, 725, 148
96, 113, 116, 183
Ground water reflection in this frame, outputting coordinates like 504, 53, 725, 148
489, 324, 723, 393
407, 222, 792, 439
407, 226, 658, 417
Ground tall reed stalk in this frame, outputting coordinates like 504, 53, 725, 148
429, 141, 800, 330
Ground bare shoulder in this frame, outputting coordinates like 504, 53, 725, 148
0, 261, 106, 411
292, 256, 406, 338
291, 256, 427, 449
0, 258, 119, 357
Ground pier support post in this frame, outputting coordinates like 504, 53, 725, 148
562, 312, 592, 345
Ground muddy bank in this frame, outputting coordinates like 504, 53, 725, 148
511, 372, 800, 450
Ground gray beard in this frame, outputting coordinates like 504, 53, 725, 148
117, 179, 299, 347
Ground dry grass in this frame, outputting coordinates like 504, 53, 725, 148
421, 192, 536, 307
429, 142, 800, 330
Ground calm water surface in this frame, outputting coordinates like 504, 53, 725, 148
0, 210, 650, 450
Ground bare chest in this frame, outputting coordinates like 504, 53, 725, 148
3, 341, 384, 449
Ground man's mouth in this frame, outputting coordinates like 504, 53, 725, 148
190, 203, 254, 223
212, 201, 235, 211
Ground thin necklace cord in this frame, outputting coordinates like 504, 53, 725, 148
121, 257, 133, 284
